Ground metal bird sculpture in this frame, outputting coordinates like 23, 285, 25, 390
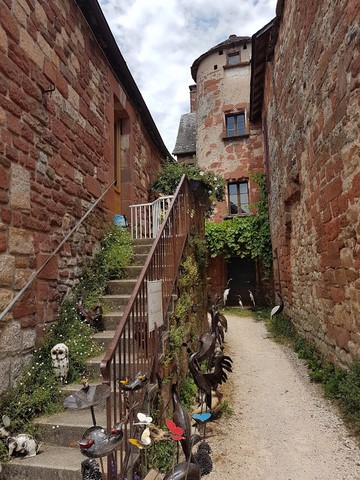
194, 441, 213, 475
119, 372, 148, 391
171, 383, 195, 462
188, 351, 233, 409
64, 379, 111, 426
249, 290, 256, 309
78, 421, 126, 458
270, 294, 284, 319
163, 462, 201, 480
194, 332, 216, 363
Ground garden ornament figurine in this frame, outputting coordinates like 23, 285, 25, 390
119, 372, 148, 391
51, 342, 69, 381
0, 415, 40, 458
78, 420, 126, 458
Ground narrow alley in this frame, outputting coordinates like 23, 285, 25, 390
206, 314, 360, 480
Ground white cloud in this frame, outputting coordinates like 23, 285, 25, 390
98, 0, 277, 153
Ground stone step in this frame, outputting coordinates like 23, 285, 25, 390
85, 353, 140, 379
107, 278, 138, 295
35, 408, 107, 447
123, 265, 143, 278
2, 445, 84, 480
102, 311, 123, 330
102, 294, 131, 310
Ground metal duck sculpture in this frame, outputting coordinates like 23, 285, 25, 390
78, 420, 125, 458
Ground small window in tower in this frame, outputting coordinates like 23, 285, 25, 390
243, 43, 247, 50
227, 52, 240, 65
214, 65, 218, 70
225, 112, 246, 137
219, 50, 223, 55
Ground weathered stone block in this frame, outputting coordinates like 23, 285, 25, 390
8, 227, 34, 254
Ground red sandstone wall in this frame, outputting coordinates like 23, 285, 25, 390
264, 0, 360, 365
0, 0, 163, 391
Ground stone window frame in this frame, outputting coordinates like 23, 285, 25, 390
223, 110, 250, 139
224, 47, 250, 69
226, 179, 250, 216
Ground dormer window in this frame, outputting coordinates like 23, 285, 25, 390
227, 52, 240, 65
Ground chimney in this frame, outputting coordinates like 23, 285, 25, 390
189, 84, 197, 112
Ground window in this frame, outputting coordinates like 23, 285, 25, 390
227, 52, 240, 65
228, 181, 249, 215
225, 113, 246, 137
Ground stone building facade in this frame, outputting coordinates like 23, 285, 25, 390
174, 35, 267, 305
251, 0, 360, 365
0, 0, 169, 392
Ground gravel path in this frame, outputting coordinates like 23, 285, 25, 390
205, 314, 360, 480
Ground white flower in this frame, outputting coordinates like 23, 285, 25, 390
199, 171, 204, 176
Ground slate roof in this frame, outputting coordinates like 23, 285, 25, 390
191, 34, 251, 82
172, 113, 197, 155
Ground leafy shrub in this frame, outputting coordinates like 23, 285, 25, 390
151, 161, 225, 202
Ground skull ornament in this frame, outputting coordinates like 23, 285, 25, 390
51, 343, 69, 381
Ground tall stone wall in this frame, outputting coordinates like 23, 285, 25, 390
0, 0, 163, 392
264, 0, 360, 365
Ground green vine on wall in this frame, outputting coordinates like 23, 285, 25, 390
205, 173, 272, 279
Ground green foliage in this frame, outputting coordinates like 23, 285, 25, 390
179, 375, 197, 410
205, 173, 272, 279
0, 223, 132, 451
267, 313, 295, 342
179, 256, 199, 289
219, 399, 234, 418
146, 440, 175, 474
76, 225, 133, 306
151, 161, 225, 202
293, 336, 360, 435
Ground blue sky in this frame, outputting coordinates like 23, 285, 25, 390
98, 0, 277, 153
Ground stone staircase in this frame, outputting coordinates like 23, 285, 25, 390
2, 238, 153, 480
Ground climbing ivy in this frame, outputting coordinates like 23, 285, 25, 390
205, 173, 272, 279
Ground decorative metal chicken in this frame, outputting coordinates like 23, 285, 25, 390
188, 351, 233, 409
81, 458, 102, 480
194, 441, 213, 476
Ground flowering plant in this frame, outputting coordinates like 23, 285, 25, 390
151, 161, 225, 202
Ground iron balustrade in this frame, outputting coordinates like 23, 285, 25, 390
130, 195, 174, 239
100, 175, 202, 478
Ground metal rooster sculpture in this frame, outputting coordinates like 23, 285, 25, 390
171, 383, 196, 462
188, 350, 233, 409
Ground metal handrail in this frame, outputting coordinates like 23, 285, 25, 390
0, 180, 116, 322
100, 175, 203, 478
130, 195, 174, 239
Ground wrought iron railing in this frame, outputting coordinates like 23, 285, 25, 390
130, 195, 174, 239
100, 175, 203, 478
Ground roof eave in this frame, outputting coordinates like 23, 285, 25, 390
74, 0, 172, 160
